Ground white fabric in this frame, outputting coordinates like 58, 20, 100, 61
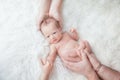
0, 0, 120, 80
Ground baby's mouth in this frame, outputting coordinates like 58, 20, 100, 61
53, 39, 58, 43
53, 39, 57, 42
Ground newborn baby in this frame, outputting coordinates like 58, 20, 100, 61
39, 15, 91, 64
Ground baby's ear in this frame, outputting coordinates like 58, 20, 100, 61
58, 27, 62, 31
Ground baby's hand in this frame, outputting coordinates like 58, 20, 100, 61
70, 28, 76, 33
69, 28, 79, 41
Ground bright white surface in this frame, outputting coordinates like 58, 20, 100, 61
0, 0, 120, 80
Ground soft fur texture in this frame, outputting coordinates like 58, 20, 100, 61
0, 0, 120, 80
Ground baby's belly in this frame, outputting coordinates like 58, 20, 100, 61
59, 49, 81, 62
58, 41, 81, 62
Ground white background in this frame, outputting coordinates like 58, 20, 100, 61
0, 0, 120, 80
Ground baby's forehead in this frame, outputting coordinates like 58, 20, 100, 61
41, 22, 56, 30
41, 23, 57, 34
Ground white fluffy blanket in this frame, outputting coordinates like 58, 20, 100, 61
0, 0, 120, 80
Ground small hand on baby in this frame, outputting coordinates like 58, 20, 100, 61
69, 28, 79, 41
70, 28, 76, 33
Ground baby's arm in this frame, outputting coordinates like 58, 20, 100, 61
47, 45, 57, 64
69, 28, 79, 41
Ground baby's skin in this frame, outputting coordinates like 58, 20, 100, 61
40, 17, 91, 65
53, 32, 85, 62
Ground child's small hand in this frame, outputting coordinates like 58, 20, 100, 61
69, 28, 79, 41
70, 28, 76, 33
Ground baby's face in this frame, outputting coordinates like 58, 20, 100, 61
41, 22, 63, 44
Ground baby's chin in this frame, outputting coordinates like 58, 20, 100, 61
50, 38, 61, 44
50, 40, 59, 44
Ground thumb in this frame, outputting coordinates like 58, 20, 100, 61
46, 61, 50, 66
76, 49, 81, 57
84, 49, 91, 57
81, 50, 87, 60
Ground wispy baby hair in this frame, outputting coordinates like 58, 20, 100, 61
39, 15, 60, 32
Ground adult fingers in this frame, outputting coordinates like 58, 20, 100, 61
81, 50, 87, 60
84, 50, 101, 70
76, 49, 81, 58
84, 49, 91, 57
65, 56, 81, 62
39, 58, 44, 68
45, 61, 52, 67
84, 50, 98, 61
47, 60, 53, 67
63, 59, 77, 67
40, 58, 43, 65
63, 60, 78, 71
42, 58, 47, 65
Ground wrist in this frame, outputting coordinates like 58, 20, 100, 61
86, 69, 100, 80
95, 63, 102, 72
41, 72, 50, 80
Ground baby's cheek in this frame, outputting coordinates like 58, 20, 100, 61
50, 40, 53, 44
47, 39, 52, 44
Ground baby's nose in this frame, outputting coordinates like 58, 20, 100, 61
50, 35, 55, 39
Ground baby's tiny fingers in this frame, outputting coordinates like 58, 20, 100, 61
70, 28, 75, 32
39, 58, 44, 68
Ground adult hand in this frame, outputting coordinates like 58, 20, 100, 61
62, 50, 100, 80
39, 58, 53, 78
84, 50, 102, 72
63, 50, 93, 77
49, 11, 63, 28
37, 13, 49, 30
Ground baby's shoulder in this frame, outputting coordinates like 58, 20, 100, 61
62, 31, 69, 36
